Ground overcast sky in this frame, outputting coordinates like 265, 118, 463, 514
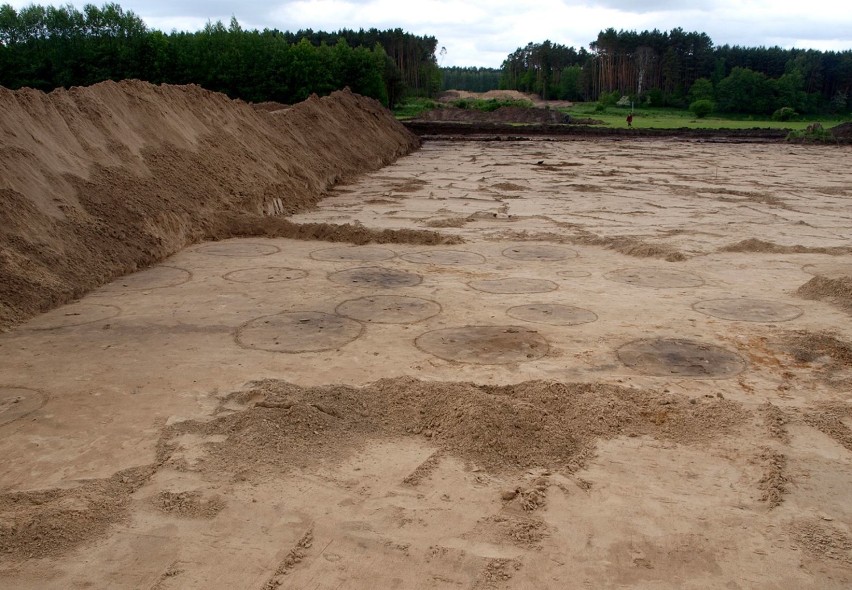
8, 0, 852, 66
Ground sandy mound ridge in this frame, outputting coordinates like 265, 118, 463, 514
416, 105, 569, 124
797, 276, 852, 313
0, 81, 420, 329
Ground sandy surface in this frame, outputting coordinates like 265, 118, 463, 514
1, 139, 852, 588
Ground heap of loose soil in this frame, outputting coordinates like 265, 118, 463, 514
416, 106, 569, 124
796, 276, 852, 312
831, 122, 852, 138
0, 81, 420, 330
160, 377, 748, 476
0, 466, 153, 559
721, 238, 851, 255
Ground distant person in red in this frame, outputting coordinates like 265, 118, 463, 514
626, 113, 634, 127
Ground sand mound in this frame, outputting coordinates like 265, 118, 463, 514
416, 106, 569, 124
161, 377, 747, 476
720, 238, 851, 255
0, 81, 420, 330
208, 216, 462, 245
438, 90, 538, 103
831, 122, 852, 138
796, 276, 852, 312
569, 230, 687, 261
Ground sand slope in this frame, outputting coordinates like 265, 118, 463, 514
0, 81, 419, 329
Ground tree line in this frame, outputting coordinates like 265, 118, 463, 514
499, 28, 852, 114
0, 3, 441, 106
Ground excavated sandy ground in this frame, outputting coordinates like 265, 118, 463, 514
1, 139, 852, 588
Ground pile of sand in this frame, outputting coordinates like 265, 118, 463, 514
796, 276, 852, 312
416, 106, 569, 124
831, 122, 852, 138
721, 238, 851, 255
438, 90, 538, 103
161, 377, 747, 476
0, 81, 421, 330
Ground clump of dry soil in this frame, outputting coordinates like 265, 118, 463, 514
0, 466, 154, 559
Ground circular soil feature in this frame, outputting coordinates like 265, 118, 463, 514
401, 250, 486, 266
236, 311, 362, 353
328, 267, 422, 289
26, 302, 120, 330
224, 267, 308, 284
502, 245, 578, 261
0, 387, 46, 426
557, 270, 592, 278
802, 262, 852, 280
197, 242, 280, 257
94, 266, 190, 293
693, 298, 803, 322
605, 268, 704, 289
507, 303, 597, 326
617, 338, 745, 378
469, 278, 557, 294
336, 295, 441, 324
416, 326, 549, 364
311, 246, 396, 262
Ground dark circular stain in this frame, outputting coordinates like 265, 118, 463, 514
605, 268, 704, 289
401, 250, 486, 266
507, 303, 597, 326
469, 278, 558, 294
693, 298, 803, 322
224, 267, 308, 284
329, 267, 422, 289
235, 311, 362, 353
336, 295, 441, 324
415, 325, 549, 364
617, 338, 745, 378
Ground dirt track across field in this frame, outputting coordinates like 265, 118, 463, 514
1, 85, 852, 589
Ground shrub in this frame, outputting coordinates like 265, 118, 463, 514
772, 107, 798, 121
687, 78, 715, 104
646, 88, 664, 107
689, 99, 714, 118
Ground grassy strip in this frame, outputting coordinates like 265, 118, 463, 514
561, 103, 849, 130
